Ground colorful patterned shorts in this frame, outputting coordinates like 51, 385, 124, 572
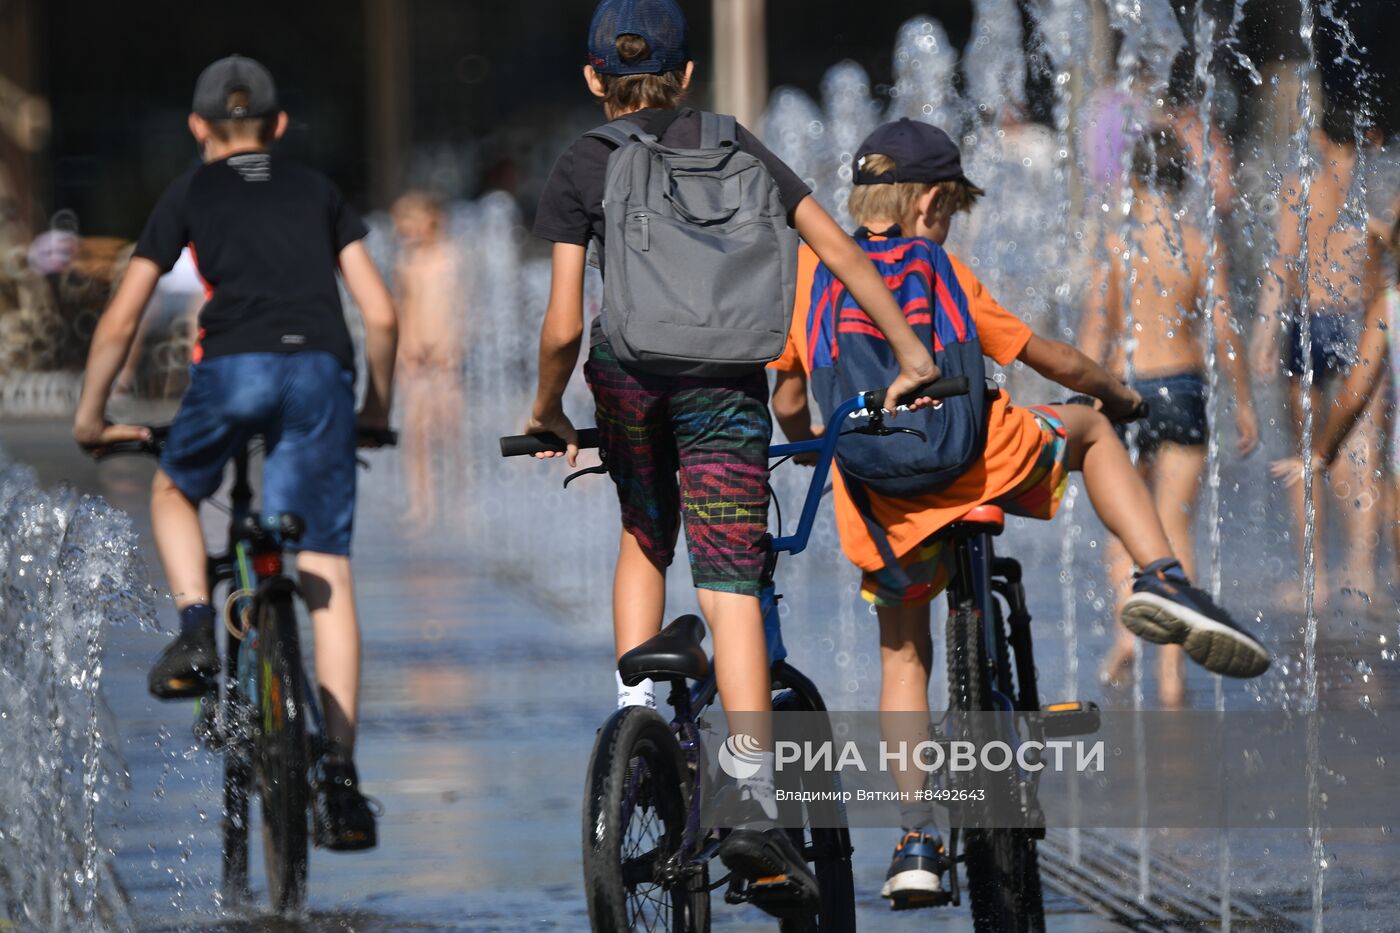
584, 341, 771, 596
861, 405, 1070, 609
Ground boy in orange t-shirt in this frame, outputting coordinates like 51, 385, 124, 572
769, 120, 1270, 907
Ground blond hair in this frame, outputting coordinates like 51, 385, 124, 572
847, 154, 983, 227
598, 35, 688, 116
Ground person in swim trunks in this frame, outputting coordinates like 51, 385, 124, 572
1251, 102, 1392, 608
1274, 214, 1400, 604
1081, 127, 1259, 707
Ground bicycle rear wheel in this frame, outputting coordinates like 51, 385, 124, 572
582, 705, 708, 932
771, 663, 855, 933
947, 600, 1045, 933
256, 585, 310, 914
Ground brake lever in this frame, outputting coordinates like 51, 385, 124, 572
563, 464, 609, 488
841, 425, 929, 442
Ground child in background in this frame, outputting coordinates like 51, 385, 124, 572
1273, 216, 1400, 589
524, 0, 939, 905
1081, 128, 1259, 707
770, 118, 1270, 907
392, 190, 468, 531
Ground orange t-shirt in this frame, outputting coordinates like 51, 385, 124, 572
771, 243, 1044, 572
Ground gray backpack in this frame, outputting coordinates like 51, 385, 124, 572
587, 111, 799, 377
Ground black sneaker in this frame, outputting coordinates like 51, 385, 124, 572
147, 625, 219, 699
717, 791, 819, 916
1121, 559, 1270, 679
313, 759, 378, 851
880, 829, 949, 910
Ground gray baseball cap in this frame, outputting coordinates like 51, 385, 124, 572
192, 55, 278, 119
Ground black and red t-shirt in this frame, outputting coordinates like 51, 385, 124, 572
135, 152, 367, 367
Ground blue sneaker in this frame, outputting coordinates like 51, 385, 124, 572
880, 829, 949, 910
1121, 559, 1270, 679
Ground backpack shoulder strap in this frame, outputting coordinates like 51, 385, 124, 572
841, 471, 915, 592
699, 111, 738, 149
585, 118, 651, 149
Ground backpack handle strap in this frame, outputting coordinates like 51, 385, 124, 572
585, 118, 652, 149
699, 111, 738, 149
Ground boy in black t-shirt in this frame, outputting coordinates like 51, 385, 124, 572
524, 0, 938, 907
74, 56, 398, 851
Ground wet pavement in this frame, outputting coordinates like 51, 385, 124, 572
3, 413, 1397, 931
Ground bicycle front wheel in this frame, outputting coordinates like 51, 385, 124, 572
947, 600, 1045, 933
772, 662, 855, 933
256, 585, 310, 914
582, 705, 708, 933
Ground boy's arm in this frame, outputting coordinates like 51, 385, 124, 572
792, 198, 938, 405
1210, 248, 1260, 455
1315, 298, 1387, 464
73, 257, 162, 448
340, 240, 398, 430
772, 369, 816, 442
525, 242, 587, 463
1251, 180, 1301, 381
1018, 333, 1141, 420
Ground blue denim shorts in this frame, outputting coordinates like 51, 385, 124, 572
160, 351, 357, 555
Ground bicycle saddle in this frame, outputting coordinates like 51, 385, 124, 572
618, 614, 711, 686
950, 504, 1005, 535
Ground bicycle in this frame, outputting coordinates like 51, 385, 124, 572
917, 396, 1145, 932
499, 376, 971, 933
94, 425, 396, 915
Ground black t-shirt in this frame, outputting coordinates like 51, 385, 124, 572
135, 152, 367, 367
534, 107, 812, 250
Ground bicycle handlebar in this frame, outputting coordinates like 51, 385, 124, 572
861, 375, 971, 413
499, 427, 602, 458
90, 425, 398, 462
497, 377, 973, 459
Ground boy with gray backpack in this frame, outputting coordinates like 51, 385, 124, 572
524, 0, 940, 911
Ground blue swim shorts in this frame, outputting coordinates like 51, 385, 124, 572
160, 351, 357, 555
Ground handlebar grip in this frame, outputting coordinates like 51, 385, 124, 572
499, 427, 602, 457
90, 425, 169, 462
358, 427, 399, 447
865, 376, 971, 412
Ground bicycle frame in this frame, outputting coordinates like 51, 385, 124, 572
663, 392, 876, 868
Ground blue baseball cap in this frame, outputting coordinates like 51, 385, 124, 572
854, 119, 978, 189
588, 0, 689, 76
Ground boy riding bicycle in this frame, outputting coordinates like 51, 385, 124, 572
524, 0, 941, 906
769, 118, 1271, 907
72, 56, 398, 850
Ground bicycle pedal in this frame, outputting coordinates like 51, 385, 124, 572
1040, 700, 1100, 738
889, 889, 953, 911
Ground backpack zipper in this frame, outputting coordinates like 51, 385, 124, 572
630, 212, 650, 251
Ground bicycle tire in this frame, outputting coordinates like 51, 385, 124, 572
947, 600, 1045, 933
221, 710, 253, 905
772, 668, 855, 933
256, 586, 309, 914
582, 706, 708, 932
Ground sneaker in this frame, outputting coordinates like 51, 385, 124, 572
880, 829, 949, 910
147, 625, 219, 699
313, 759, 378, 851
1121, 559, 1270, 679
717, 792, 819, 915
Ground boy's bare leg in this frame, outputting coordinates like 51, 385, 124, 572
1049, 404, 1173, 565
1101, 536, 1138, 686
698, 588, 773, 749
151, 470, 210, 607
1330, 392, 1384, 599
298, 552, 360, 754
1101, 456, 1155, 687
1149, 443, 1205, 708
403, 376, 434, 528
613, 528, 669, 658
1284, 381, 1328, 610
878, 604, 933, 803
